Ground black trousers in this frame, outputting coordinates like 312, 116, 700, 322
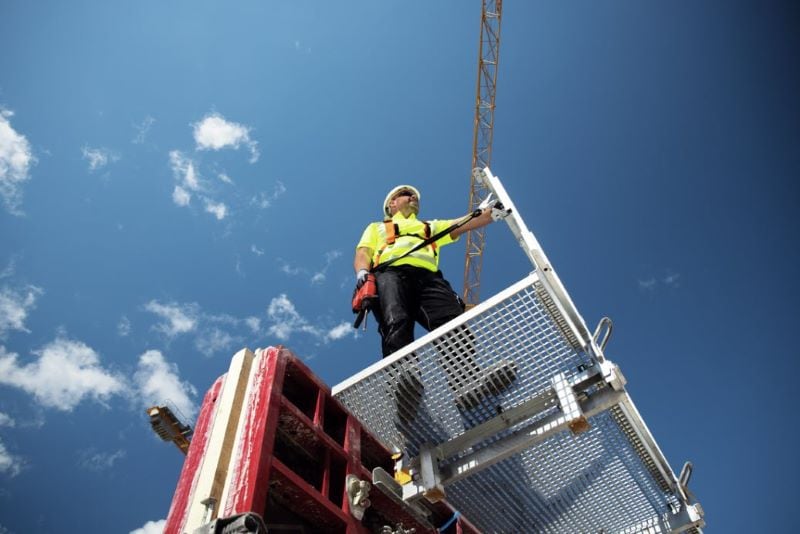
374, 265, 464, 357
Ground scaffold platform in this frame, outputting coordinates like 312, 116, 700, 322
332, 168, 704, 533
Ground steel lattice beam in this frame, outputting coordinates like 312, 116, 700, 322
463, 0, 503, 306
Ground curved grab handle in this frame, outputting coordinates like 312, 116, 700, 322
593, 316, 613, 352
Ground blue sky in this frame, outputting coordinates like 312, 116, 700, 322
0, 1, 798, 532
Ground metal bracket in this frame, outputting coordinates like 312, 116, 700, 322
396, 367, 627, 502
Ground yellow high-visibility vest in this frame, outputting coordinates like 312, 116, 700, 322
356, 213, 458, 272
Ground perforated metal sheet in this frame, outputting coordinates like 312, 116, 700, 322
333, 272, 682, 533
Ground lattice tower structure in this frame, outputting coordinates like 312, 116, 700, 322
463, 0, 503, 307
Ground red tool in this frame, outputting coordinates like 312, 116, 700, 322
352, 273, 378, 329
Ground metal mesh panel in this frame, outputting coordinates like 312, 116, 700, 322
333, 273, 678, 533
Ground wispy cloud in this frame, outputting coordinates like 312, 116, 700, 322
638, 271, 681, 292
172, 185, 191, 207
193, 112, 259, 163
266, 294, 322, 341
0, 412, 14, 428
132, 116, 155, 144
294, 40, 312, 54
326, 322, 354, 341
251, 181, 286, 209
245, 316, 261, 333
204, 199, 228, 220
0, 438, 23, 477
638, 277, 657, 291
168, 150, 231, 221
0, 107, 36, 215
311, 250, 342, 285
144, 300, 198, 338
0, 284, 43, 338
0, 339, 125, 411
194, 327, 238, 358
169, 150, 201, 207
265, 294, 354, 343
129, 519, 166, 534
77, 447, 126, 472
134, 350, 197, 419
117, 315, 131, 337
278, 249, 342, 286
142, 300, 252, 357
81, 146, 120, 172
278, 260, 303, 276
251, 245, 265, 256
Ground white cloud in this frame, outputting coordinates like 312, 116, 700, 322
81, 146, 119, 172
0, 412, 15, 427
0, 438, 23, 477
129, 519, 166, 534
193, 113, 259, 163
663, 272, 681, 288
134, 350, 197, 419
132, 116, 155, 144
251, 245, 264, 256
172, 185, 191, 206
204, 199, 228, 220
218, 172, 233, 184
0, 284, 42, 337
326, 322, 353, 341
0, 339, 125, 411
144, 300, 198, 338
77, 447, 126, 472
0, 108, 35, 215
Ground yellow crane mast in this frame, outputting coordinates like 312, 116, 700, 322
463, 0, 503, 307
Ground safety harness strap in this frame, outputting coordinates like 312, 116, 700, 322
375, 220, 437, 268
373, 209, 482, 272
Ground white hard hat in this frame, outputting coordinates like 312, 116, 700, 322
383, 185, 420, 218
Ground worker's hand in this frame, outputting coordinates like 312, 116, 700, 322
490, 201, 511, 221
356, 269, 370, 288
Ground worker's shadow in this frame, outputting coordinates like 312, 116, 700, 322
387, 323, 519, 454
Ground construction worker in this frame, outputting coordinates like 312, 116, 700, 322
354, 184, 509, 357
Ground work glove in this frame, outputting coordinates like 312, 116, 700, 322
356, 268, 370, 288
478, 193, 511, 221
490, 200, 511, 221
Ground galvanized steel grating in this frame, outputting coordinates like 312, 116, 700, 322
334, 271, 688, 532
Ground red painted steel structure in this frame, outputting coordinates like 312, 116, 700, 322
165, 347, 480, 533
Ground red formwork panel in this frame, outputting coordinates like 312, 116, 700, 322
164, 376, 225, 534
165, 347, 480, 534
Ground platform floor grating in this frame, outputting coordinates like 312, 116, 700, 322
334, 273, 680, 533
